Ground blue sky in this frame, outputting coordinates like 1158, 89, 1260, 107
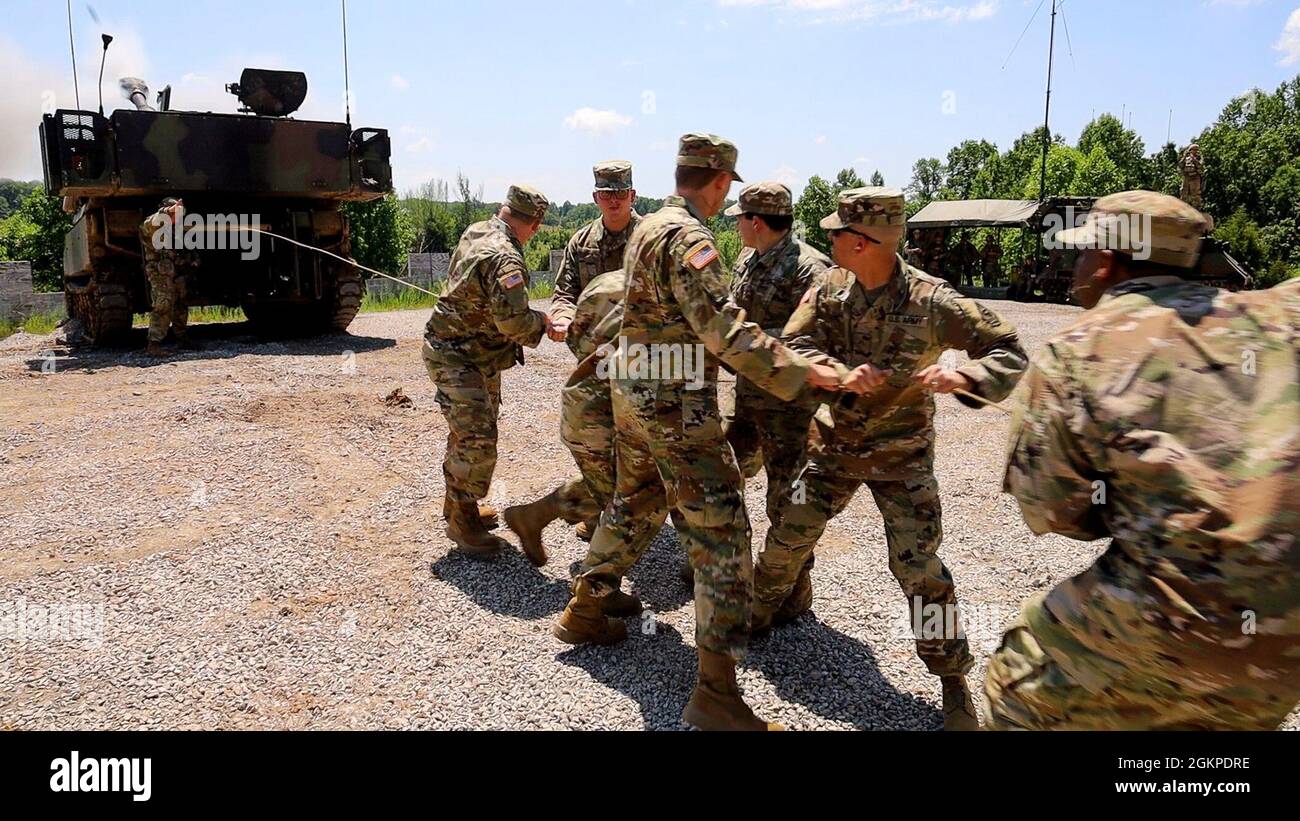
2, 0, 1297, 202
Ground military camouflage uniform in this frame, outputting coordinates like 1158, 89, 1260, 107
754, 189, 1027, 675
140, 207, 191, 344
723, 182, 831, 517
576, 134, 812, 660
423, 185, 549, 505
551, 162, 641, 328
986, 193, 1300, 730
553, 269, 627, 524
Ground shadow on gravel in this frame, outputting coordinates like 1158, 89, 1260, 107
555, 622, 697, 731
24, 323, 396, 374
746, 616, 944, 731
429, 548, 573, 621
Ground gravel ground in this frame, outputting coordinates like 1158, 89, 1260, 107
1, 300, 1295, 731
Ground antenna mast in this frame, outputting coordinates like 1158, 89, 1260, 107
1038, 0, 1057, 203
340, 0, 351, 126
67, 0, 81, 109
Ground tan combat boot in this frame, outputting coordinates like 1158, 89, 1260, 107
773, 565, 813, 626
445, 498, 511, 558
574, 515, 600, 542
682, 649, 783, 731
443, 493, 499, 530
145, 341, 166, 358
678, 561, 694, 587
601, 586, 643, 618
503, 490, 562, 567
942, 675, 980, 731
553, 578, 628, 646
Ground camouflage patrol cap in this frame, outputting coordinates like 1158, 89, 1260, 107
724, 181, 793, 217
505, 184, 550, 220
1056, 190, 1211, 269
593, 161, 634, 191
820, 187, 906, 231
676, 133, 743, 182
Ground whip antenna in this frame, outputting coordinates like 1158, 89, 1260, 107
342, 0, 352, 127
66, 0, 81, 109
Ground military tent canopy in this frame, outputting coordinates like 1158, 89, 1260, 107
908, 199, 1042, 229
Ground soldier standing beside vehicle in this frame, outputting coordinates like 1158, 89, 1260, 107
752, 187, 1028, 730
986, 191, 1300, 730
140, 197, 196, 357
423, 185, 554, 557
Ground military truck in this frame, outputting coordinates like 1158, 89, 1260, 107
39, 68, 392, 344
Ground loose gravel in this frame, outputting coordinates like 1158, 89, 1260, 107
0, 301, 1294, 730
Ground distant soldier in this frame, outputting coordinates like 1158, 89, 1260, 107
552, 133, 845, 731
423, 185, 554, 556
140, 197, 195, 357
986, 192, 1300, 730
683, 181, 829, 601
754, 187, 1028, 730
1179, 143, 1205, 209
549, 161, 641, 343
981, 234, 1003, 287
503, 270, 647, 617
954, 233, 979, 288
905, 230, 925, 269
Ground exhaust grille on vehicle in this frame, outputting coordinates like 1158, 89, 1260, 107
62, 113, 98, 142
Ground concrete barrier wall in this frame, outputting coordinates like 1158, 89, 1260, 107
0, 262, 66, 322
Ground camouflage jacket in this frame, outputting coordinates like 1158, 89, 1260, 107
782, 257, 1027, 479
1003, 276, 1300, 690
138, 209, 191, 273
730, 233, 830, 405
551, 213, 642, 327
612, 194, 810, 408
424, 216, 546, 374
562, 269, 625, 432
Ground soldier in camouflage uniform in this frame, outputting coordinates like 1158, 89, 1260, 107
549, 161, 640, 341
542, 161, 642, 539
423, 185, 553, 557
986, 191, 1300, 730
552, 134, 846, 731
754, 188, 1028, 730
140, 197, 195, 357
503, 270, 647, 616
679, 182, 831, 600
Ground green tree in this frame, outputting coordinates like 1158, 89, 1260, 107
943, 139, 998, 199
1071, 146, 1124, 197
1023, 144, 1083, 200
0, 188, 73, 291
1077, 114, 1147, 189
906, 157, 946, 208
714, 229, 742, 273
795, 168, 866, 255
870, 170, 884, 186
342, 194, 414, 276
524, 226, 573, 273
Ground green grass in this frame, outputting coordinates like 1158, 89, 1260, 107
132, 305, 248, 328
0, 312, 64, 341
360, 286, 439, 313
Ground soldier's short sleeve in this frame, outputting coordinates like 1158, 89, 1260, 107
551, 235, 583, 326
1003, 348, 1107, 542
932, 289, 1029, 404
668, 228, 809, 401
488, 252, 545, 348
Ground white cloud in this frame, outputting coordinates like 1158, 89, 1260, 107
1277, 8, 1300, 65
563, 107, 633, 136
718, 0, 999, 25
406, 136, 434, 153
391, 75, 409, 90
814, 135, 828, 144
772, 165, 799, 187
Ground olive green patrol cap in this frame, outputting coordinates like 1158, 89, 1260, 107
1055, 190, 1212, 269
820, 187, 906, 231
505, 184, 550, 219
677, 132, 743, 182
593, 161, 634, 191
724, 181, 793, 217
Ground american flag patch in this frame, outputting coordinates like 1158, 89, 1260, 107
499, 272, 525, 289
686, 242, 719, 270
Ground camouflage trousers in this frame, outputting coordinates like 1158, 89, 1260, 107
552, 376, 616, 525
985, 594, 1300, 730
146, 262, 188, 344
755, 459, 972, 676
423, 343, 502, 505
577, 380, 753, 659
725, 388, 815, 520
